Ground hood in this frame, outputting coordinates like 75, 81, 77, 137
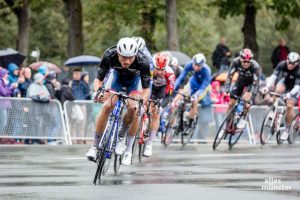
34, 73, 44, 83
8, 63, 19, 74
0, 68, 9, 78
38, 65, 48, 76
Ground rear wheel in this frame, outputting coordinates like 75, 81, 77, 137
138, 143, 144, 162
288, 114, 300, 144
181, 116, 198, 146
113, 154, 121, 173
260, 106, 276, 145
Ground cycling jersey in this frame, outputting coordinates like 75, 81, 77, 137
174, 61, 211, 97
225, 57, 260, 97
152, 66, 175, 98
97, 46, 151, 89
268, 60, 300, 93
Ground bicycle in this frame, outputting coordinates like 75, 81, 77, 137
163, 92, 198, 146
92, 88, 142, 184
287, 96, 300, 144
213, 94, 251, 150
132, 99, 160, 163
260, 92, 286, 145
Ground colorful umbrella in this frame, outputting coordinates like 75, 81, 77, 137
29, 61, 61, 73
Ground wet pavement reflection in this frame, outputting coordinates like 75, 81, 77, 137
0, 144, 299, 200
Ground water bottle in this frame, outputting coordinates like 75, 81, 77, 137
236, 102, 244, 115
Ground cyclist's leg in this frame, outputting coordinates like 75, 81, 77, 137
87, 71, 120, 160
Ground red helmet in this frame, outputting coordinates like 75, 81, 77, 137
154, 53, 169, 70
240, 48, 253, 61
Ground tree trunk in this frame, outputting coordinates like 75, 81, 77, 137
139, 3, 157, 51
242, 0, 259, 59
166, 0, 179, 50
63, 0, 83, 58
5, 0, 30, 59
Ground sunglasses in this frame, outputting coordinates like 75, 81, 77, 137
241, 60, 250, 64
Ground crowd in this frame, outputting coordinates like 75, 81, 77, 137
0, 64, 92, 144
0, 36, 293, 144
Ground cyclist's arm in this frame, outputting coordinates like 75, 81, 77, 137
96, 51, 112, 90
140, 60, 151, 103
224, 62, 237, 91
165, 66, 176, 95
266, 62, 284, 88
289, 70, 300, 96
174, 63, 191, 91
249, 65, 261, 101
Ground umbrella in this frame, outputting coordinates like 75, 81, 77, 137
212, 72, 239, 82
0, 48, 26, 68
64, 55, 101, 66
29, 61, 61, 73
166, 50, 191, 65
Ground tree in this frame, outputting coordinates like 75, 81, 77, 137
63, 0, 83, 58
166, 0, 179, 50
4, 0, 31, 56
212, 0, 300, 59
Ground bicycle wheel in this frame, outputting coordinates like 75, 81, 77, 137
113, 154, 121, 173
163, 110, 179, 147
93, 117, 115, 184
138, 143, 144, 162
288, 114, 300, 144
131, 136, 139, 164
213, 108, 234, 150
181, 116, 198, 146
228, 119, 246, 150
260, 106, 276, 145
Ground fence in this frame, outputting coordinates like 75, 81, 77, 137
0, 97, 70, 144
1, 97, 298, 145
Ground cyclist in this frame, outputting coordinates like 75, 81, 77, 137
224, 48, 260, 129
86, 37, 151, 166
169, 57, 183, 79
172, 53, 212, 129
143, 52, 175, 157
261, 52, 300, 140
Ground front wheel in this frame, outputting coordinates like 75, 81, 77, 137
213, 109, 234, 150
163, 110, 179, 147
181, 117, 197, 146
260, 106, 276, 145
288, 114, 300, 144
113, 154, 121, 174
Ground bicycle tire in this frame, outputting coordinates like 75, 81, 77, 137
163, 110, 179, 147
113, 154, 121, 174
213, 107, 234, 150
181, 116, 198, 146
93, 116, 115, 184
260, 106, 276, 145
138, 143, 144, 162
131, 136, 139, 164
288, 114, 300, 144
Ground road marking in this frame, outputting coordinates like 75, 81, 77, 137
60, 157, 86, 160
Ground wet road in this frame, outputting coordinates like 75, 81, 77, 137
0, 143, 300, 200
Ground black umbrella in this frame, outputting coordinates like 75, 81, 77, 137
64, 55, 101, 66
0, 48, 26, 68
167, 50, 191, 65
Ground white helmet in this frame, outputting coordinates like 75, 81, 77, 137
117, 37, 138, 57
170, 57, 178, 67
192, 53, 206, 65
287, 52, 300, 64
132, 37, 146, 51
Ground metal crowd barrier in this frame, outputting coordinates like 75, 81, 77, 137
1, 97, 298, 145
0, 97, 70, 145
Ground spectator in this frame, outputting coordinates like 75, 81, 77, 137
210, 81, 230, 128
169, 57, 183, 79
81, 71, 91, 100
38, 65, 49, 77
27, 73, 50, 101
212, 37, 231, 72
71, 69, 90, 100
58, 66, 71, 82
0, 68, 15, 144
18, 67, 32, 97
271, 38, 290, 69
7, 63, 20, 97
55, 77, 74, 105
45, 72, 60, 99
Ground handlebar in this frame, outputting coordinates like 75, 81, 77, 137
231, 94, 252, 105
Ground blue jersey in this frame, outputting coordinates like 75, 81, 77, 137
174, 61, 211, 97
